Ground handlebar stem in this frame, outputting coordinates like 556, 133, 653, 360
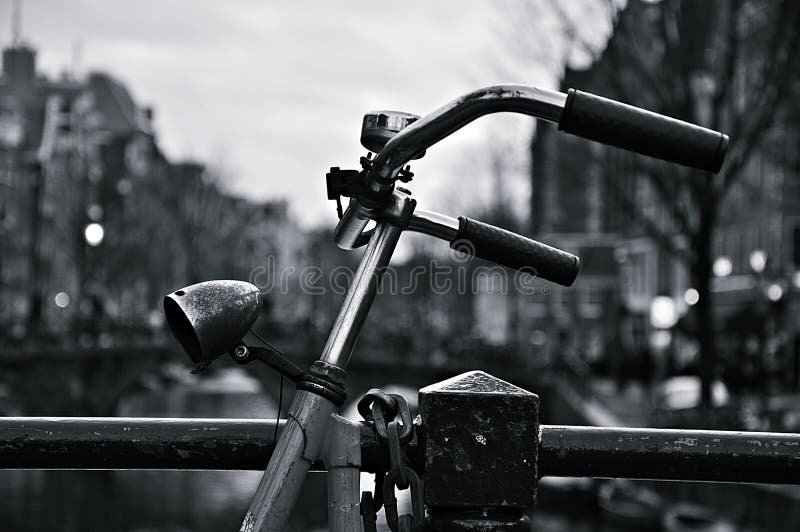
333, 199, 373, 250
334, 189, 417, 250
365, 85, 567, 195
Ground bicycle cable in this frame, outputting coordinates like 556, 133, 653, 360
250, 327, 284, 444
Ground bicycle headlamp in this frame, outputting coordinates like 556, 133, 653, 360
163, 280, 262, 367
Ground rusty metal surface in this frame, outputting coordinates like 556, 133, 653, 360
163, 280, 262, 365
539, 425, 800, 483
324, 414, 363, 532
419, 371, 539, 509
0, 417, 281, 470
4, 417, 800, 486
425, 509, 530, 531
0, 417, 388, 471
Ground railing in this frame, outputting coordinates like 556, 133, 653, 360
2, 371, 799, 530
2, 418, 798, 485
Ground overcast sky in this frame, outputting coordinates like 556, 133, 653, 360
4, 0, 614, 227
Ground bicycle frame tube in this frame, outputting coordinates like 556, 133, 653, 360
321, 220, 404, 368
242, 219, 404, 532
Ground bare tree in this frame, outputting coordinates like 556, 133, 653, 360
499, 0, 620, 81
172, 163, 229, 284
542, 0, 800, 405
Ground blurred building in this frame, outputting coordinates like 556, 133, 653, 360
529, 0, 800, 388
0, 41, 83, 338
0, 38, 300, 347
529, 76, 625, 377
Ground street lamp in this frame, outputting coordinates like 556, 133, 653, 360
766, 283, 784, 302
84, 222, 104, 246
650, 295, 679, 329
54, 292, 70, 308
650, 295, 678, 351
749, 250, 767, 273
713, 256, 732, 277
684, 288, 700, 306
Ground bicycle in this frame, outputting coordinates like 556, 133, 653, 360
163, 84, 731, 531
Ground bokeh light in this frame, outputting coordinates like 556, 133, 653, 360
684, 288, 699, 306
54, 292, 70, 308
650, 296, 678, 329
713, 256, 732, 277
84, 223, 105, 246
749, 250, 767, 273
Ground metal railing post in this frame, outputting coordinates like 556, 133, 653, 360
419, 371, 539, 531
323, 414, 363, 532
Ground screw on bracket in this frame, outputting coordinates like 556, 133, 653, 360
233, 345, 249, 360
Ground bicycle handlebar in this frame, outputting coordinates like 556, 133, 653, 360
408, 210, 580, 287
559, 89, 729, 173
339, 84, 729, 283
364, 84, 729, 196
452, 217, 580, 286
365, 85, 567, 194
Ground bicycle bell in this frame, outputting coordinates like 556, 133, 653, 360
360, 110, 426, 158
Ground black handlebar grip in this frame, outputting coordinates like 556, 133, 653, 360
451, 217, 580, 287
559, 89, 729, 173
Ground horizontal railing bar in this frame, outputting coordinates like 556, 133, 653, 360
539, 425, 800, 484
0, 417, 387, 471
2, 418, 800, 484
0, 417, 288, 470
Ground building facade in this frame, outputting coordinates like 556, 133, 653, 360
0, 39, 299, 347
529, 0, 800, 389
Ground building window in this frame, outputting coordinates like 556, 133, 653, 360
579, 285, 603, 319
525, 291, 548, 319
553, 286, 572, 318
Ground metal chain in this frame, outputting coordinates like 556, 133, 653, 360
358, 389, 424, 532
382, 465, 423, 532
360, 471, 385, 532
387, 421, 409, 489
360, 492, 378, 532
